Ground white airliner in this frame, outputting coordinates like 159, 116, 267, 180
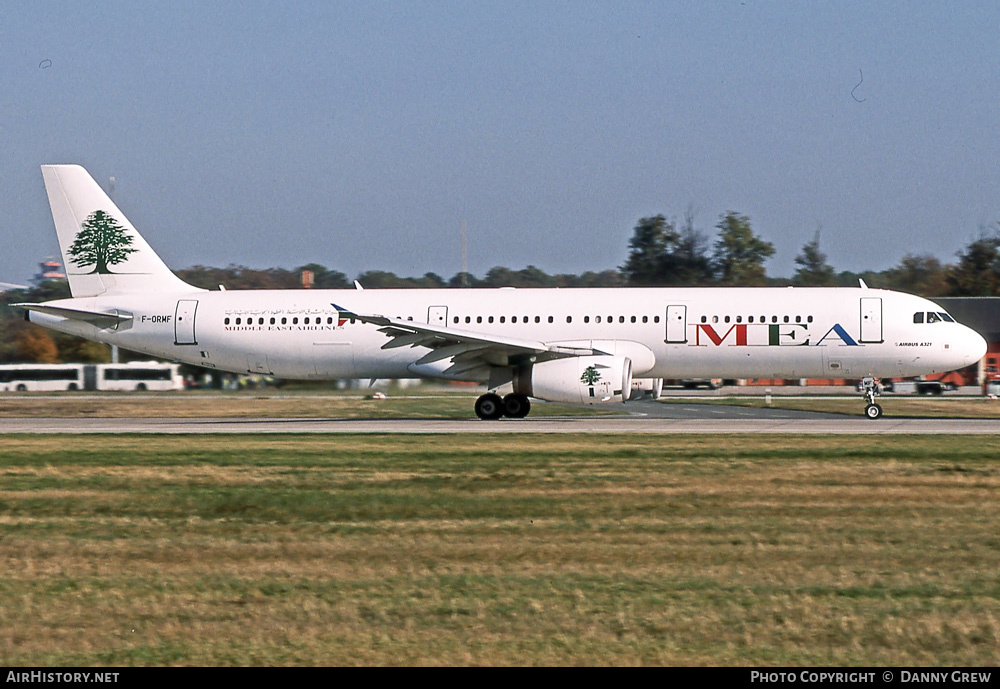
18, 165, 987, 419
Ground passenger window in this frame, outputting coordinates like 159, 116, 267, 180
701, 316, 707, 323
584, 316, 590, 323
477, 316, 483, 323
596, 316, 602, 323
488, 316, 494, 323
225, 317, 230, 325
642, 316, 648, 323
654, 316, 660, 323
736, 316, 742, 323
465, 316, 471, 323
724, 316, 730, 323
235, 317, 241, 325
566, 316, 572, 323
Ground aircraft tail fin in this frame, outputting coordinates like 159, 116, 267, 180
41, 165, 199, 297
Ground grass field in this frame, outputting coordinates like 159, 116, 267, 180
0, 391, 618, 419
2, 388, 999, 419
670, 396, 1000, 419
2, 433, 999, 665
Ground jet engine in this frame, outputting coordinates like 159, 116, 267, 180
514, 355, 633, 404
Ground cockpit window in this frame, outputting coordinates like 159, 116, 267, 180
913, 312, 924, 324
926, 312, 941, 323
938, 312, 955, 322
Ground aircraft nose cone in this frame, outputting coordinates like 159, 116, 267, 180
964, 328, 988, 366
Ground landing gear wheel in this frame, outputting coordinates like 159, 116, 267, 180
503, 393, 531, 418
475, 393, 504, 420
860, 376, 883, 420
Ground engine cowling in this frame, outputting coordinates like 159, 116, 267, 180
515, 355, 633, 405
630, 377, 663, 400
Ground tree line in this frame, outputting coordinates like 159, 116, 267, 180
621, 210, 1000, 296
2, 210, 998, 364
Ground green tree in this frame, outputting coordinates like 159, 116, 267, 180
672, 211, 714, 285
883, 254, 947, 296
621, 213, 713, 286
945, 231, 1000, 296
621, 215, 677, 285
792, 231, 836, 286
67, 211, 138, 274
296, 263, 350, 289
711, 212, 775, 285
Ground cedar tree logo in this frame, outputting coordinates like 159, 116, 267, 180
580, 365, 601, 386
67, 210, 138, 274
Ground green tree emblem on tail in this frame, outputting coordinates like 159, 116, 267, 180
580, 365, 601, 386
67, 210, 138, 274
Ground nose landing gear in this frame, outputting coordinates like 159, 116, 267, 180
861, 377, 882, 419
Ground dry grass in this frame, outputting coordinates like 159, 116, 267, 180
0, 392, 617, 420
675, 396, 1000, 418
1, 434, 999, 665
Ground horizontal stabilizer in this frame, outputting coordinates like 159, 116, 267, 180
14, 303, 133, 330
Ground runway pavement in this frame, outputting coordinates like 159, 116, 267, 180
1, 400, 997, 434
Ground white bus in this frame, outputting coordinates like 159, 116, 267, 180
0, 364, 84, 392
0, 362, 183, 392
95, 362, 183, 391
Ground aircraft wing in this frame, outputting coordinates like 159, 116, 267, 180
333, 303, 596, 380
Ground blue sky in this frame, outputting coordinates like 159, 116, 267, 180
2, 1, 999, 285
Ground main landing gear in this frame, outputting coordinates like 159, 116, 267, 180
475, 392, 531, 420
861, 377, 882, 420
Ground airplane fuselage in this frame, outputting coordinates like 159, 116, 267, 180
28, 286, 983, 382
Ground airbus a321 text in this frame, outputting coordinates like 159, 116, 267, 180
17, 165, 987, 420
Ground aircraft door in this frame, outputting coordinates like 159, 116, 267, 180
174, 299, 198, 345
860, 297, 883, 343
427, 305, 448, 326
665, 305, 687, 343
